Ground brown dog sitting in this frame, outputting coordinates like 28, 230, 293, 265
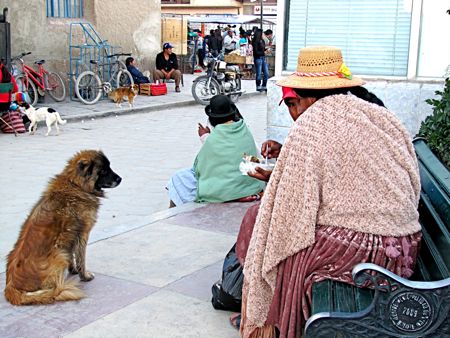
4, 150, 121, 305
108, 84, 139, 108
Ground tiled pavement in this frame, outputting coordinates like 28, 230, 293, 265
0, 202, 254, 338
0, 88, 268, 338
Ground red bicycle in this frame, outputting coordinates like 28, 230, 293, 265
12, 52, 66, 106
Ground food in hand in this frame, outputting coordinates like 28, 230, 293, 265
243, 153, 260, 163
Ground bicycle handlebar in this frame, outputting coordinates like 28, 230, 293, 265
12, 52, 31, 61
107, 53, 132, 58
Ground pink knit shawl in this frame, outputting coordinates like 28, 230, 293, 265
243, 94, 421, 328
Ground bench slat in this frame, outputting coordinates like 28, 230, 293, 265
414, 139, 450, 197
353, 286, 374, 312
418, 161, 450, 230
419, 194, 450, 273
333, 282, 356, 313
311, 280, 332, 314
418, 224, 450, 280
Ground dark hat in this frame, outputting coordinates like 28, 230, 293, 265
205, 95, 238, 118
163, 42, 174, 49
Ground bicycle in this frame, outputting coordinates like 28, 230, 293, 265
75, 53, 134, 105
11, 52, 66, 106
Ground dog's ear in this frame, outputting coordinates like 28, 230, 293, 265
77, 159, 94, 177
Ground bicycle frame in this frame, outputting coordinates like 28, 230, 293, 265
21, 64, 47, 90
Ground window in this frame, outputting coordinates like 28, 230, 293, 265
46, 0, 84, 18
285, 0, 413, 77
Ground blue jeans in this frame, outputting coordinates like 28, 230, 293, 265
254, 56, 269, 88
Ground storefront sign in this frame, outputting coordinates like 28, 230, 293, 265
254, 5, 277, 15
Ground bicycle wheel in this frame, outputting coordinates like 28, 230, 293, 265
75, 71, 102, 105
116, 70, 134, 87
46, 71, 66, 102
16, 75, 38, 105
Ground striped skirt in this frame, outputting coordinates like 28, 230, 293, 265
237, 202, 422, 338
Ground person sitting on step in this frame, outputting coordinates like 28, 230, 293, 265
125, 57, 150, 85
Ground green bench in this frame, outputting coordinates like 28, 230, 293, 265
305, 139, 450, 337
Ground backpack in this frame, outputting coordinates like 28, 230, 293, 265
211, 243, 243, 312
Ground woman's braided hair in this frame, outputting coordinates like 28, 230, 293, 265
294, 86, 385, 107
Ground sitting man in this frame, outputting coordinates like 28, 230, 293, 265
153, 42, 182, 93
125, 57, 150, 85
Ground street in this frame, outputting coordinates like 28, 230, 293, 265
0, 94, 268, 273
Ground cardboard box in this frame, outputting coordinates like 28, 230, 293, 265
139, 83, 151, 96
161, 16, 188, 55
224, 54, 246, 64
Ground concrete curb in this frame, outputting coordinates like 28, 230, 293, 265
65, 91, 262, 122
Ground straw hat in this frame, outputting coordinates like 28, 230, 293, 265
277, 46, 365, 89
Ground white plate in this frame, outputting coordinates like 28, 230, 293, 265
239, 161, 275, 175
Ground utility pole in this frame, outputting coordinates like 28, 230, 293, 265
260, 0, 263, 29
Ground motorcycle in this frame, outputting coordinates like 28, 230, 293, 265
191, 53, 244, 105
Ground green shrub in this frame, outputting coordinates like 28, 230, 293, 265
417, 78, 450, 170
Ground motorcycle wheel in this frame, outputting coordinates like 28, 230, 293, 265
192, 76, 221, 105
229, 77, 242, 103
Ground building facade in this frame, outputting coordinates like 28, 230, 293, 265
161, 0, 244, 15
1, 0, 161, 84
268, 0, 450, 141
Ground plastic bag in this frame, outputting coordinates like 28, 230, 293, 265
211, 243, 243, 312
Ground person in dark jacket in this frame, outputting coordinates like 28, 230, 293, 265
125, 57, 150, 85
252, 29, 269, 92
153, 42, 182, 92
208, 29, 222, 57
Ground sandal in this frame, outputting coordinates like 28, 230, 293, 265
230, 313, 241, 330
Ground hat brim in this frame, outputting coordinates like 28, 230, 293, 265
276, 73, 365, 90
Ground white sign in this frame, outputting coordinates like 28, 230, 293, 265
254, 5, 277, 15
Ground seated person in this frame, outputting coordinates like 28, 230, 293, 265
166, 95, 265, 207
125, 57, 150, 85
153, 43, 182, 93
0, 59, 18, 111
235, 46, 422, 337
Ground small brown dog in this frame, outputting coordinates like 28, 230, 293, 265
108, 84, 139, 108
4, 150, 121, 305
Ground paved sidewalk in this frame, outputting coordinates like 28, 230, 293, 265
38, 74, 258, 122
0, 93, 268, 338
0, 202, 251, 338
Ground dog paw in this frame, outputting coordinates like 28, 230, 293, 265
80, 271, 95, 282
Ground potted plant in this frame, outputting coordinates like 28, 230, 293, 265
414, 77, 450, 198
416, 77, 450, 170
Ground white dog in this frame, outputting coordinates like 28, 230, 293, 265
22, 104, 67, 136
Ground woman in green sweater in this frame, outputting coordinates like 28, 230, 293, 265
167, 95, 265, 207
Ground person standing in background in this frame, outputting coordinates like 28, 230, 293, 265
252, 29, 269, 92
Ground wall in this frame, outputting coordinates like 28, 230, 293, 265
266, 77, 443, 143
92, 0, 161, 72
162, 0, 242, 15
0, 0, 161, 81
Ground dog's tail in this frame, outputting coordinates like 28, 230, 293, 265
4, 277, 84, 305
54, 112, 67, 125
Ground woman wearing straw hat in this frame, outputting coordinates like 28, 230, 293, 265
236, 46, 422, 337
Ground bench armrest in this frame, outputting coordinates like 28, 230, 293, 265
305, 263, 450, 337
352, 263, 450, 290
